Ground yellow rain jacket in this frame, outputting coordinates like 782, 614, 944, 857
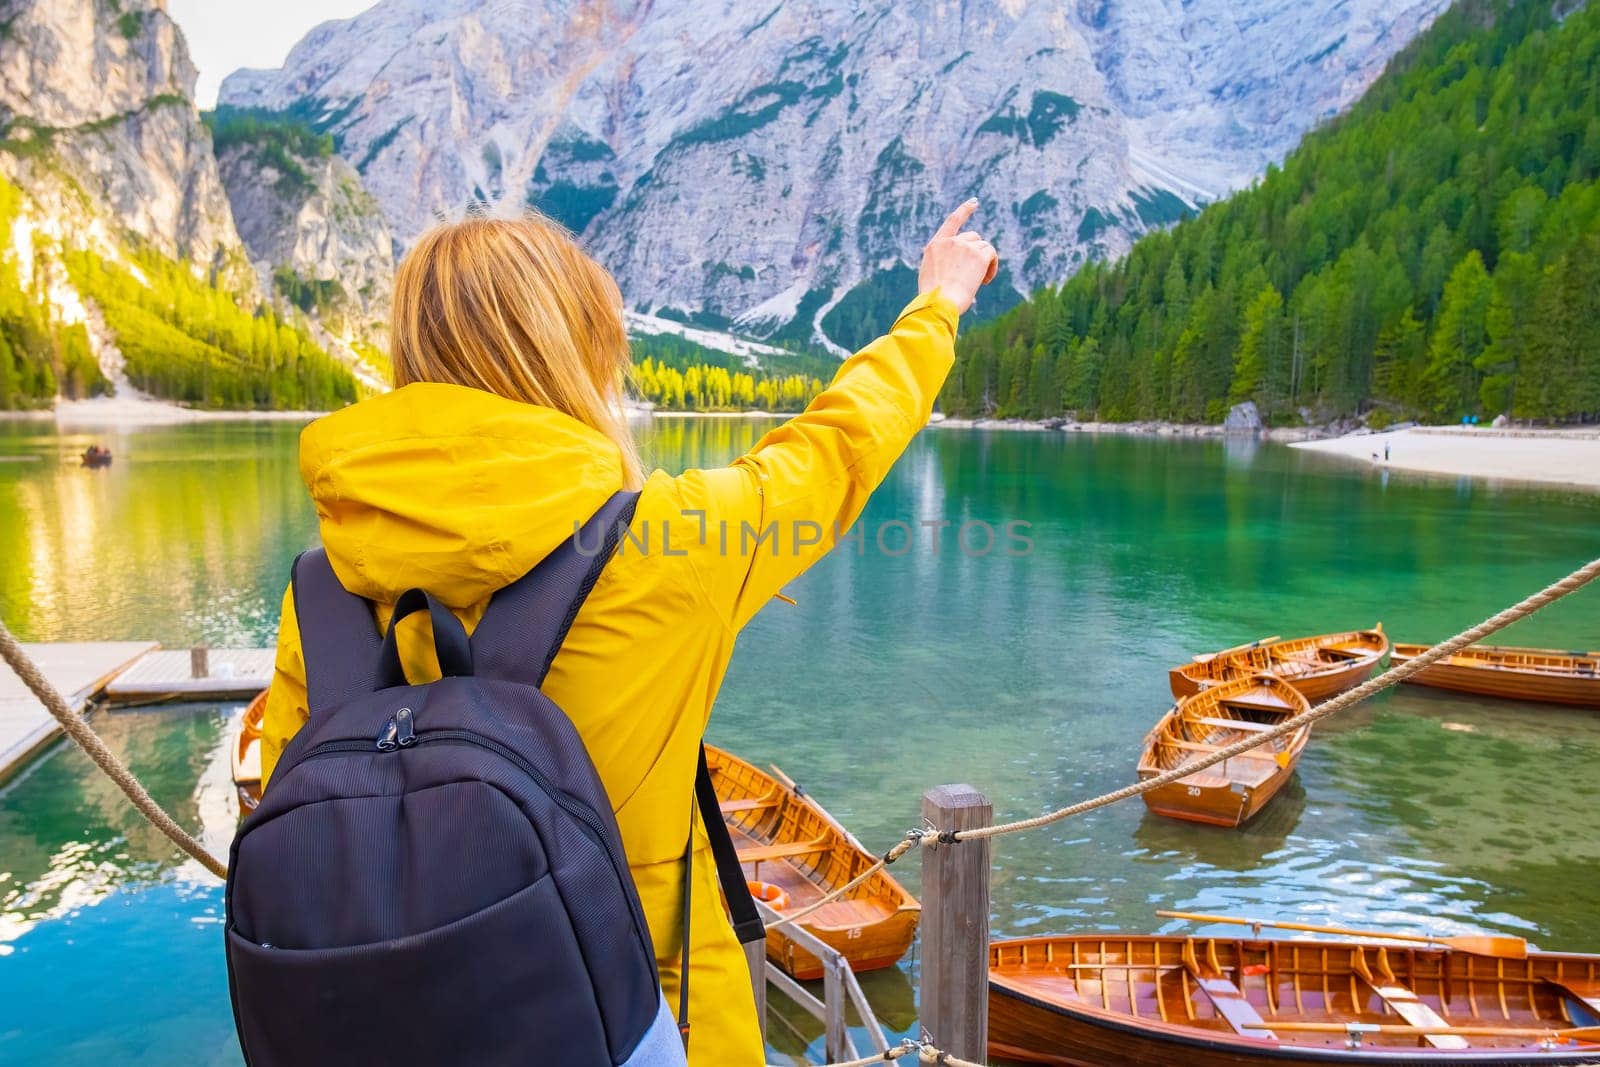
260, 289, 958, 1065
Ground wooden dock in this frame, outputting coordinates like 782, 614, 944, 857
0, 642, 270, 785
104, 647, 273, 701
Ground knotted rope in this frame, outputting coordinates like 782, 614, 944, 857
0, 620, 229, 878
769, 1038, 987, 1067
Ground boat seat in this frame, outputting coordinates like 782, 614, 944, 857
1195, 716, 1276, 733
1223, 692, 1294, 712
1190, 972, 1275, 1039
719, 796, 780, 814
736, 839, 829, 864
1363, 979, 1469, 1050
1165, 739, 1281, 762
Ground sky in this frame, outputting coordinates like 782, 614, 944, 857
167, 0, 377, 108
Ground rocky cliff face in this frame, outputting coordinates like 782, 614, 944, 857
0, 0, 249, 289
214, 129, 395, 350
0, 0, 394, 395
220, 0, 1449, 347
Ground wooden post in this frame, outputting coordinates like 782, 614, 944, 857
190, 646, 208, 679
823, 952, 849, 1063
743, 939, 767, 1045
920, 784, 992, 1062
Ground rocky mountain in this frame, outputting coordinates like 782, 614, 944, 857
220, 0, 1449, 350
0, 0, 393, 404
211, 107, 395, 354
0, 0, 251, 295
0, 0, 369, 408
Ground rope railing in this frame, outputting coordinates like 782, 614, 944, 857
2, 556, 1597, 1067
0, 620, 229, 878
770, 1037, 987, 1067
765, 553, 1600, 930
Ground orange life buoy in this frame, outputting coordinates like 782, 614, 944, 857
746, 880, 788, 912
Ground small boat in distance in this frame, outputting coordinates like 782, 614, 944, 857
233, 689, 266, 811
1138, 674, 1311, 827
707, 745, 920, 980
1392, 643, 1599, 707
80, 444, 112, 468
989, 932, 1600, 1066
230, 698, 919, 979
1170, 626, 1389, 702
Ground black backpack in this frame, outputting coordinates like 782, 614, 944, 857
225, 491, 763, 1066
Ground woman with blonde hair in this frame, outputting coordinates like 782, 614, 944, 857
254, 200, 997, 1064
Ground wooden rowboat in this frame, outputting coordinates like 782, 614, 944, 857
232, 689, 266, 812
990, 933, 1600, 1066
230, 699, 918, 980
706, 745, 919, 981
1171, 627, 1389, 703
1391, 644, 1599, 708
1137, 675, 1311, 827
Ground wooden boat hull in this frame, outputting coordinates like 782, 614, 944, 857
1392, 644, 1599, 708
1138, 676, 1311, 828
1172, 629, 1389, 703
1171, 659, 1378, 704
1140, 757, 1296, 829
706, 745, 919, 981
233, 690, 266, 812
990, 934, 1600, 1066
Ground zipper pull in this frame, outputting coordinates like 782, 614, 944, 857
396, 706, 416, 747
375, 719, 398, 751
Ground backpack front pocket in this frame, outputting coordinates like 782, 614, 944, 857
228, 874, 609, 1067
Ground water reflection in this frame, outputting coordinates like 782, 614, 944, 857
1, 420, 1598, 1064
1130, 774, 1309, 870
764, 965, 917, 1065
1222, 433, 1261, 468
0, 421, 314, 645
0, 704, 242, 952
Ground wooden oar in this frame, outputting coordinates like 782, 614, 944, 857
1156, 910, 1528, 960
1242, 1021, 1600, 1041
1197, 635, 1281, 663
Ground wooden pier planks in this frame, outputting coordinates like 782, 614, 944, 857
103, 648, 273, 701
0, 641, 157, 783
0, 642, 273, 783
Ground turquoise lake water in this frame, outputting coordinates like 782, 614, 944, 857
1, 417, 1598, 1064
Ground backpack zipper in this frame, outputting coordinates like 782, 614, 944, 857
395, 707, 416, 746
293, 729, 610, 847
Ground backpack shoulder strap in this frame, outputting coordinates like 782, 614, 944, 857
290, 548, 383, 713
472, 490, 641, 686
695, 745, 766, 945
678, 743, 767, 1045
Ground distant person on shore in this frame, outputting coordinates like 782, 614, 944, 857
251, 201, 998, 1064
1385, 443, 1390, 462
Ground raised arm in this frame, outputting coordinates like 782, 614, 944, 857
672, 200, 999, 630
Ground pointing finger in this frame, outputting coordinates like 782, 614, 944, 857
935, 198, 979, 240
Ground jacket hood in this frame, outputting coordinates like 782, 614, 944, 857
299, 382, 625, 607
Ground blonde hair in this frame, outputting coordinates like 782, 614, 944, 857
391, 208, 643, 488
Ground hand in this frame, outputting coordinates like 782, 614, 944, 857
918, 199, 999, 315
